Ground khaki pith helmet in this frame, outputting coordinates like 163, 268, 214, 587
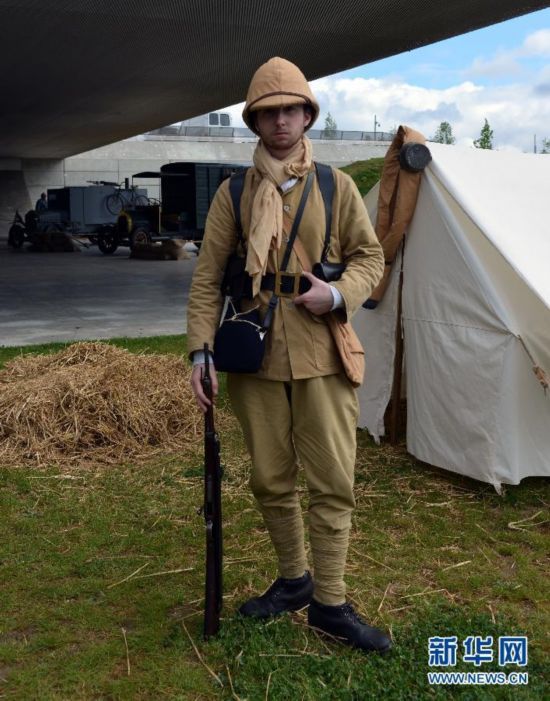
242, 57, 320, 134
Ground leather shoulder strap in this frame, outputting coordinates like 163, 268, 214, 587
263, 170, 314, 331
314, 162, 335, 262
280, 171, 314, 272
228, 168, 249, 249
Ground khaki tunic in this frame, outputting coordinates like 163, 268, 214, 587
187, 164, 384, 381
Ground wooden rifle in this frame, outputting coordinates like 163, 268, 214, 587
200, 343, 223, 639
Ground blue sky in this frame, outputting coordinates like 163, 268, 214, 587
225, 8, 550, 151
346, 9, 550, 88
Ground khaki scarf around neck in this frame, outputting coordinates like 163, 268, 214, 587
246, 136, 313, 296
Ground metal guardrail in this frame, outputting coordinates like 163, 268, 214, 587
144, 125, 394, 142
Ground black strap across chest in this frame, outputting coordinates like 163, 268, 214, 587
261, 171, 313, 329
228, 170, 247, 252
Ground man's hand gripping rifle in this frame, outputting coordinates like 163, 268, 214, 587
201, 343, 223, 639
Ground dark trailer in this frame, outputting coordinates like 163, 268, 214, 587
111, 161, 247, 254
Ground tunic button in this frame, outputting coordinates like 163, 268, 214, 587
283, 204, 291, 212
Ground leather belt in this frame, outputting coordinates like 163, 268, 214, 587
260, 271, 311, 297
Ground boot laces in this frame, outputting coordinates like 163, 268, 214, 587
342, 603, 367, 625
268, 578, 286, 599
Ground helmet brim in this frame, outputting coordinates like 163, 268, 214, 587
243, 94, 318, 134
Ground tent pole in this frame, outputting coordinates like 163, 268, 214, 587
389, 242, 405, 444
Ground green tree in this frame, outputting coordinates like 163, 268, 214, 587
541, 137, 550, 154
432, 121, 456, 144
474, 118, 494, 149
322, 112, 338, 139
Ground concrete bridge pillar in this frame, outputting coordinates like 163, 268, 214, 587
0, 158, 64, 239
0, 161, 30, 239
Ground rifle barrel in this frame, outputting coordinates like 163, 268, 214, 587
201, 342, 222, 639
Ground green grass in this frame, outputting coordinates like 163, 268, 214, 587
340, 159, 385, 197
1, 337, 548, 700
0, 335, 187, 369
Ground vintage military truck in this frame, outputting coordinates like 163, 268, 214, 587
109, 161, 246, 255
8, 182, 148, 253
8, 163, 246, 255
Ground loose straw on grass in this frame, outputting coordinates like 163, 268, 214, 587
265, 671, 274, 701
121, 627, 131, 676
508, 511, 544, 531
131, 567, 194, 580
441, 560, 471, 572
349, 546, 396, 572
226, 664, 242, 701
181, 621, 223, 687
377, 582, 392, 612
107, 562, 150, 589
401, 588, 447, 599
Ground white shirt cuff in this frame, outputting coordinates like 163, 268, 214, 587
330, 285, 344, 311
192, 350, 213, 366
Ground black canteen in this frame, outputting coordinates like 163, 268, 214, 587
399, 142, 432, 173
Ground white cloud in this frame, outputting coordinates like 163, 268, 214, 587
225, 73, 549, 151
468, 52, 522, 79
522, 28, 550, 57
461, 27, 550, 81
462, 26, 550, 74
309, 73, 549, 151
223, 27, 550, 152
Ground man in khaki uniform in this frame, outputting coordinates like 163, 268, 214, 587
188, 57, 391, 653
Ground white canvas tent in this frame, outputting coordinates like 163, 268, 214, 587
354, 143, 550, 490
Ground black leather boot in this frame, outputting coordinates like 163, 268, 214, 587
308, 599, 392, 653
239, 571, 314, 619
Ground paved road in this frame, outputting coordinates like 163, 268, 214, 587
0, 241, 198, 347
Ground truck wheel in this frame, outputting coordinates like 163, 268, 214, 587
8, 224, 25, 248
97, 230, 118, 255
130, 227, 152, 250
43, 224, 62, 249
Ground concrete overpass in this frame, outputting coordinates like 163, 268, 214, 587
0, 0, 547, 226
1, 0, 547, 160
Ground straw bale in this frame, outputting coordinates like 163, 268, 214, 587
129, 240, 191, 260
0, 342, 228, 468
29, 230, 79, 252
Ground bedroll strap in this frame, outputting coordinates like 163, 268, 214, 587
314, 162, 335, 263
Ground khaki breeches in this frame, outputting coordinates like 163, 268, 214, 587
227, 372, 358, 605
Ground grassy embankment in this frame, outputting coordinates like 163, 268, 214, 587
341, 159, 385, 197
0, 335, 548, 700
